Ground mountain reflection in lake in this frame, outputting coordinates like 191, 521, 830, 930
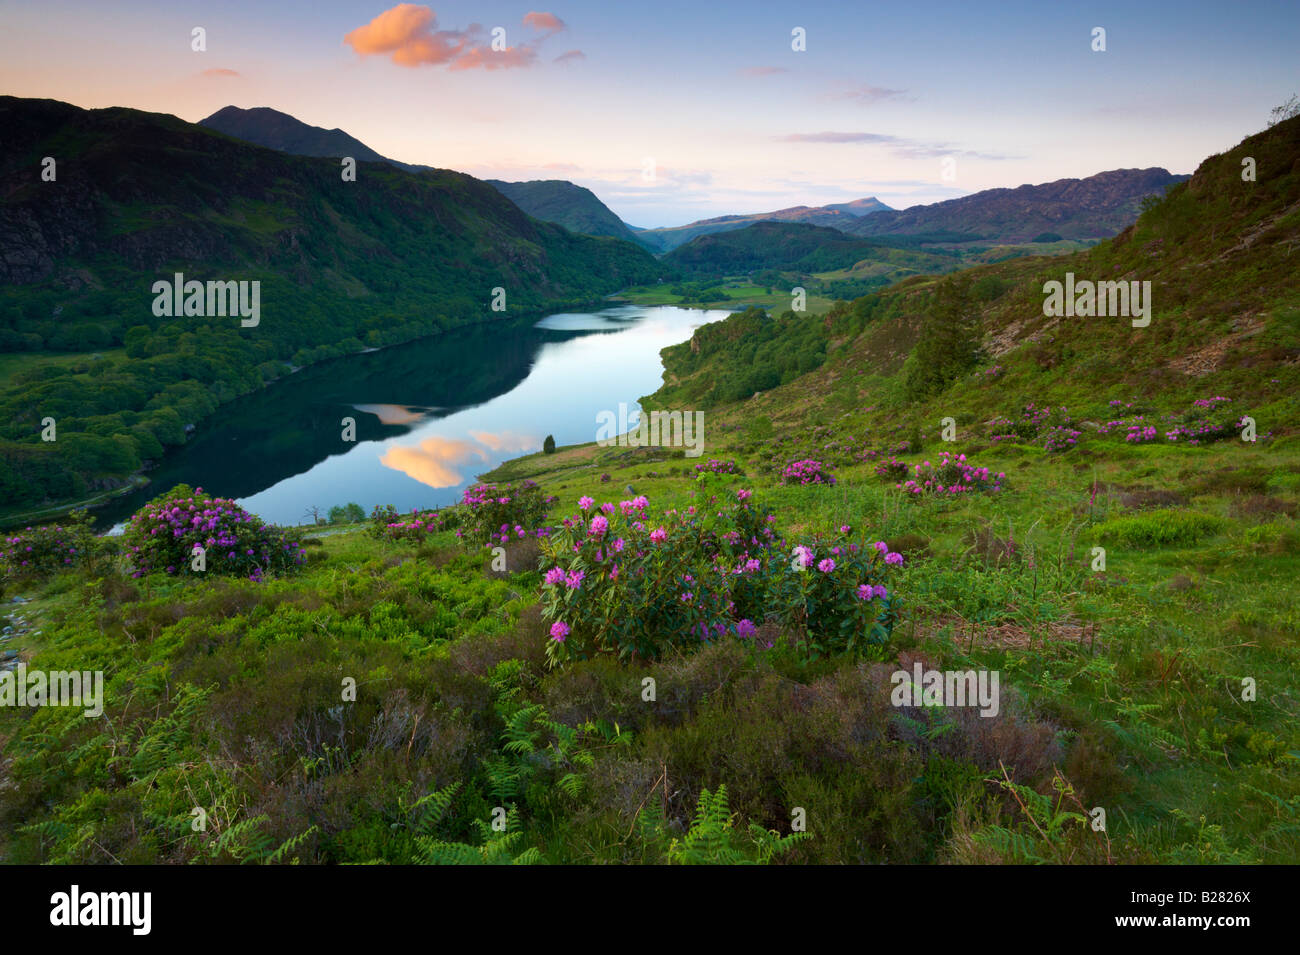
98, 305, 730, 528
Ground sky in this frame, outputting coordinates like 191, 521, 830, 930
1, 0, 1296, 227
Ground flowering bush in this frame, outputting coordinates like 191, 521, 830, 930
123, 485, 304, 580
459, 480, 556, 546
538, 490, 898, 664
874, 456, 910, 481
898, 452, 1004, 496
1099, 397, 1267, 446
768, 534, 900, 660
780, 459, 837, 486
376, 507, 461, 544
0, 511, 98, 581
989, 403, 1071, 444
1042, 425, 1082, 453
694, 458, 745, 476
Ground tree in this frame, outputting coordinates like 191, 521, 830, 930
904, 277, 983, 401
543, 434, 556, 454
1269, 94, 1299, 127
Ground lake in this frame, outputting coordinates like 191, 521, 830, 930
97, 304, 730, 529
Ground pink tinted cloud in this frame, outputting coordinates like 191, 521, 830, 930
523, 11, 566, 33
553, 49, 584, 64
201, 68, 241, 77
345, 4, 568, 70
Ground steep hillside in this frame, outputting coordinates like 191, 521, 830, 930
486, 179, 646, 246
847, 168, 1190, 243
0, 96, 659, 509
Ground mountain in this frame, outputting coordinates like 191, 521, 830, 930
845, 168, 1190, 243
199, 105, 423, 172
821, 198, 894, 217
485, 179, 646, 247
662, 221, 957, 279
200, 107, 648, 247
639, 198, 895, 251
0, 96, 659, 506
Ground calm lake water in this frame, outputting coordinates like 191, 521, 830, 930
99, 304, 730, 529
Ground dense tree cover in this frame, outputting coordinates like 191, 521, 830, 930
647, 307, 829, 407
0, 97, 660, 508
663, 221, 956, 280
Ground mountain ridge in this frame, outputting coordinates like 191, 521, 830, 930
846, 167, 1190, 242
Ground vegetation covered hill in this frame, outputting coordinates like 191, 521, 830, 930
486, 179, 647, 247
0, 96, 659, 512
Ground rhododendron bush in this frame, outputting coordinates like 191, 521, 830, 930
458, 480, 556, 545
898, 452, 1004, 496
0, 511, 99, 581
538, 490, 899, 665
780, 459, 837, 486
123, 485, 304, 580
371, 505, 462, 544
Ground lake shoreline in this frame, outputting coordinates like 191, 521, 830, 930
0, 298, 621, 531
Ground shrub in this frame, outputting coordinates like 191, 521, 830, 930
378, 507, 461, 544
122, 485, 305, 580
780, 459, 837, 486
369, 504, 400, 537
1043, 425, 1082, 453
543, 435, 556, 454
898, 452, 1004, 496
460, 480, 556, 546
537, 491, 899, 664
874, 456, 909, 481
693, 458, 745, 476
0, 511, 99, 582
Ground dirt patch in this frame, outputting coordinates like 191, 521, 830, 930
1166, 314, 1265, 376
922, 616, 1101, 652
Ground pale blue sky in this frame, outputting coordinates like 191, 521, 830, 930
1, 0, 1295, 225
